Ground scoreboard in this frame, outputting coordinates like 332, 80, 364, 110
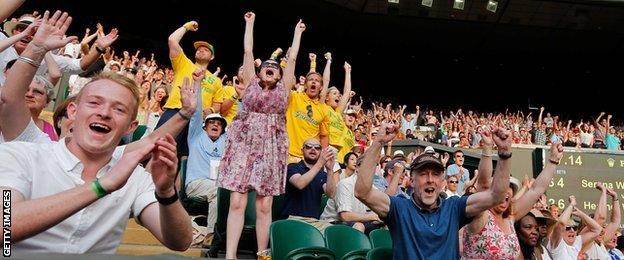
540, 148, 624, 226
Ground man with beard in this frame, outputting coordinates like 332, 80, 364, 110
286, 61, 331, 163
355, 121, 512, 259
156, 20, 223, 157
280, 138, 338, 232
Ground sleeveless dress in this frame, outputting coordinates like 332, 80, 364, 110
462, 210, 521, 260
217, 77, 289, 196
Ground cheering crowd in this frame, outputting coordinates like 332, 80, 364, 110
0, 2, 623, 259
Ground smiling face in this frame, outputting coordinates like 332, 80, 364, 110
12, 23, 32, 53
411, 165, 445, 209
67, 76, 139, 155
302, 139, 322, 164
305, 73, 323, 99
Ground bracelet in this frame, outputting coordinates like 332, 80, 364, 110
154, 190, 179, 205
549, 159, 560, 165
17, 56, 40, 68
95, 45, 105, 53
91, 179, 109, 199
177, 110, 191, 120
480, 151, 493, 157
498, 151, 513, 160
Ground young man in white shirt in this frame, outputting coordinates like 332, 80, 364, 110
0, 11, 192, 253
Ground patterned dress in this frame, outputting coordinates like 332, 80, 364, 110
462, 210, 521, 260
217, 77, 289, 196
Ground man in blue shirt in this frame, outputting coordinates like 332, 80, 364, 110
281, 138, 339, 232
185, 78, 228, 246
355, 122, 512, 259
446, 150, 470, 196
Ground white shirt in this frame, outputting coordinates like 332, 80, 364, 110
445, 189, 460, 198
0, 139, 154, 253
0, 118, 50, 144
548, 236, 582, 260
540, 245, 553, 260
0, 34, 84, 85
320, 174, 370, 222
585, 242, 610, 260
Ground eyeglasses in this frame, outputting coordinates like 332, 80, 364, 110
304, 144, 322, 150
448, 181, 458, 184
206, 119, 223, 126
565, 226, 577, 231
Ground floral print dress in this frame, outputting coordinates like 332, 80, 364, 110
217, 77, 289, 196
462, 210, 521, 260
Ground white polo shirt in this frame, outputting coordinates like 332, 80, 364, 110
0, 139, 156, 253
321, 174, 371, 222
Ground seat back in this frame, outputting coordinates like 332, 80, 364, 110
365, 247, 392, 260
368, 229, 392, 249
132, 125, 147, 142
324, 225, 371, 259
270, 220, 327, 260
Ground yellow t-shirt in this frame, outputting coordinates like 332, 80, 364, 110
327, 106, 346, 147
214, 85, 239, 125
164, 53, 223, 109
286, 91, 330, 158
338, 127, 355, 164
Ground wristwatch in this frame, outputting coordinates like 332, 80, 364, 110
154, 191, 179, 205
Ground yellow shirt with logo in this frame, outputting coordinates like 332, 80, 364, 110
214, 85, 239, 125
164, 52, 222, 109
286, 91, 330, 158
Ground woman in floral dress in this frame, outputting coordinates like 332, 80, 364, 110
217, 12, 305, 259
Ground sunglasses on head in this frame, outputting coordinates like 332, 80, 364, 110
304, 144, 321, 150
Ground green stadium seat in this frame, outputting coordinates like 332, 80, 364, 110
271, 219, 336, 260
324, 225, 371, 260
366, 247, 392, 260
272, 194, 285, 221
368, 229, 392, 249
177, 159, 209, 216
209, 188, 257, 257
320, 194, 329, 215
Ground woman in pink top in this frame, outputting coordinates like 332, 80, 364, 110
26, 75, 59, 141
461, 126, 564, 259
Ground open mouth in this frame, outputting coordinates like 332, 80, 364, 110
266, 70, 274, 77
424, 187, 435, 196
89, 122, 111, 134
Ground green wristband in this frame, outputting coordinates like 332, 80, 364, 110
91, 179, 109, 198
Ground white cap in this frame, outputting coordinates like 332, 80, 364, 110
393, 150, 405, 156
424, 146, 435, 154
203, 113, 227, 130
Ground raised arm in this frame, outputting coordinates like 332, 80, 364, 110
513, 143, 563, 220
240, 12, 255, 86
283, 20, 306, 93
354, 122, 399, 218
602, 189, 621, 244
595, 112, 605, 127
538, 107, 544, 126
308, 53, 317, 72
168, 21, 197, 59
465, 126, 512, 218
0, 19, 39, 53
44, 52, 62, 85
79, 28, 118, 71
475, 126, 494, 191
0, 11, 76, 141
125, 70, 199, 156
593, 182, 608, 225
551, 196, 576, 249
0, 0, 24, 22
319, 52, 332, 103
575, 207, 602, 246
